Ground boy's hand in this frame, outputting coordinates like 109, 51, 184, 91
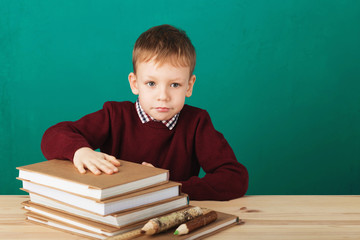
142, 162, 154, 167
73, 147, 121, 175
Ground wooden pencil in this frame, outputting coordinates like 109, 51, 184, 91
174, 211, 218, 235
141, 206, 205, 235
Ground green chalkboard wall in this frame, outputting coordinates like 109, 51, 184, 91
1, 0, 359, 195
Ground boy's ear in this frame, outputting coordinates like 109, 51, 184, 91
185, 75, 196, 97
128, 72, 139, 95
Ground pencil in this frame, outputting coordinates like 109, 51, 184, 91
140, 206, 205, 235
174, 211, 218, 235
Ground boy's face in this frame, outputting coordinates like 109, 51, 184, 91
129, 59, 196, 121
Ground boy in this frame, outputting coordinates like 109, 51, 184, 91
41, 24, 248, 200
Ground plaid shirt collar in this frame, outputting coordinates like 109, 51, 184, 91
135, 99, 179, 130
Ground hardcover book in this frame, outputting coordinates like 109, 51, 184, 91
25, 212, 129, 239
17, 159, 169, 200
23, 193, 189, 227
25, 209, 240, 240
21, 180, 181, 215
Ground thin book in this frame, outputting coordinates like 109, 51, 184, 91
23, 205, 145, 238
25, 212, 129, 240
25, 208, 240, 240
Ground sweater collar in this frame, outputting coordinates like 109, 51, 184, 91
135, 99, 179, 130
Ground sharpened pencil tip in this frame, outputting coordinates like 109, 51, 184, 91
174, 230, 179, 235
140, 230, 145, 234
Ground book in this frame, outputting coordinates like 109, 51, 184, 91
25, 212, 124, 239
23, 193, 189, 227
21, 180, 181, 215
23, 206, 145, 238
17, 159, 169, 200
25, 209, 240, 240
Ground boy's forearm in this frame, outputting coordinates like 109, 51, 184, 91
179, 164, 249, 201
41, 102, 113, 161
41, 122, 92, 161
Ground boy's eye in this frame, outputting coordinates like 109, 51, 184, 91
146, 81, 156, 87
171, 83, 180, 88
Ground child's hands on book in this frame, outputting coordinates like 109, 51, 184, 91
73, 147, 121, 175
142, 162, 155, 167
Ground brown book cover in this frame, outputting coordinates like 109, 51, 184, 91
25, 209, 239, 240
25, 212, 122, 239
23, 202, 147, 233
21, 181, 182, 215
22, 193, 189, 227
17, 159, 169, 200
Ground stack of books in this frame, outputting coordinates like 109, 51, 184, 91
17, 159, 189, 239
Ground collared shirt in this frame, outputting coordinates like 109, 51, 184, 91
135, 99, 179, 130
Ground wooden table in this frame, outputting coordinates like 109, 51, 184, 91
1, 195, 360, 239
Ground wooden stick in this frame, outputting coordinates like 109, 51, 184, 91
141, 206, 205, 235
174, 211, 218, 235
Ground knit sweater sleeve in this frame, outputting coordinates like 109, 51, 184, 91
179, 110, 249, 200
41, 102, 114, 161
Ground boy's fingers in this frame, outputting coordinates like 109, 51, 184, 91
85, 162, 101, 175
103, 154, 121, 168
104, 154, 121, 165
112, 158, 121, 166
75, 163, 86, 174
93, 157, 117, 175
142, 162, 154, 167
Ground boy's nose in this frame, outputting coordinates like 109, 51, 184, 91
157, 87, 170, 101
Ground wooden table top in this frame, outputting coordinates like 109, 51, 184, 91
1, 195, 360, 239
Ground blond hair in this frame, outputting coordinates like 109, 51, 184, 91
132, 24, 196, 76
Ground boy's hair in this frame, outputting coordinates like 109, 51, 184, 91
132, 24, 196, 77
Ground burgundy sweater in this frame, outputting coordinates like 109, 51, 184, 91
41, 101, 248, 200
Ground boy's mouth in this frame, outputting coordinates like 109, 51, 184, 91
155, 107, 170, 112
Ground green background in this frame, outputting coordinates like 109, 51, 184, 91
1, 0, 359, 195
